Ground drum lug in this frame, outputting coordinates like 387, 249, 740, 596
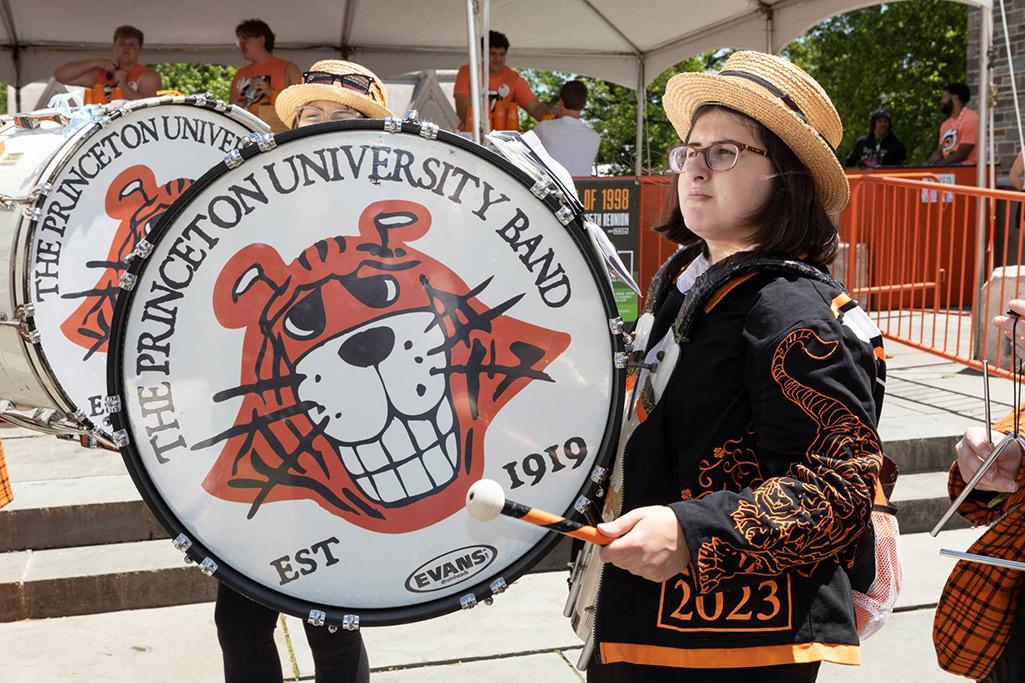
490, 577, 508, 595
119, 272, 138, 291
342, 614, 360, 631
419, 122, 440, 140
103, 395, 122, 414
172, 533, 192, 553
530, 179, 552, 200
590, 465, 609, 488
244, 131, 276, 152
608, 317, 624, 335
16, 303, 34, 320
555, 204, 575, 225
574, 495, 593, 516
459, 593, 477, 610
384, 117, 403, 134
193, 93, 208, 108
614, 352, 628, 369
30, 182, 51, 200
224, 149, 244, 169
112, 429, 130, 448
198, 557, 218, 576
21, 206, 41, 221
21, 326, 40, 344
307, 609, 326, 627
131, 239, 154, 261
403, 109, 420, 123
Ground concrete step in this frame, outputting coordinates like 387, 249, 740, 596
0, 569, 965, 682
890, 471, 969, 534
884, 434, 959, 476
0, 539, 216, 622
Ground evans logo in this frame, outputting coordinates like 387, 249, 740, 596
404, 545, 497, 593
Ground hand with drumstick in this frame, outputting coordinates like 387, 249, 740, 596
955, 300, 1025, 494
597, 506, 691, 583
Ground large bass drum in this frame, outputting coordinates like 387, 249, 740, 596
106, 117, 626, 626
0, 95, 267, 443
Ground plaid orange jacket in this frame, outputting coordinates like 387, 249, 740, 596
0, 437, 10, 509
933, 451, 1025, 680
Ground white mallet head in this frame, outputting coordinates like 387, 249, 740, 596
465, 479, 506, 521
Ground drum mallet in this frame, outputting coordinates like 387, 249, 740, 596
465, 479, 610, 545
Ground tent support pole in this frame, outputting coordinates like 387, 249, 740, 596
635, 57, 644, 177
972, 6, 992, 358
465, 0, 483, 144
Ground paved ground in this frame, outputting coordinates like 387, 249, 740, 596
0, 338, 1011, 680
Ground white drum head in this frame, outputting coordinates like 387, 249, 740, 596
25, 100, 262, 430
109, 121, 624, 625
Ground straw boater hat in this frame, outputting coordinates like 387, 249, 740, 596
275, 59, 393, 127
663, 51, 849, 214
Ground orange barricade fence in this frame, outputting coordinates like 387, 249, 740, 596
839, 172, 1024, 378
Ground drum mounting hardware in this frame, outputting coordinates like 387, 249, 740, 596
224, 149, 244, 169
245, 131, 276, 152
459, 593, 477, 610
590, 465, 609, 488
490, 577, 508, 595
608, 317, 624, 335
198, 558, 218, 576
574, 495, 593, 515
419, 122, 440, 140
134, 239, 154, 259
342, 614, 360, 631
614, 352, 629, 369
193, 94, 208, 108
307, 609, 326, 627
112, 429, 130, 448
555, 205, 575, 225
103, 395, 122, 414
384, 117, 403, 134
530, 179, 552, 200
403, 110, 421, 123
16, 303, 34, 320
119, 272, 138, 291
172, 533, 193, 553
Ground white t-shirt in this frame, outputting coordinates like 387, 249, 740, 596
532, 116, 600, 177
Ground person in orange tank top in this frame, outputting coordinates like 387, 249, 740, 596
53, 25, 162, 103
229, 19, 301, 115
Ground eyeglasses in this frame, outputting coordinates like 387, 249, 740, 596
668, 141, 768, 173
294, 104, 367, 125
301, 71, 375, 95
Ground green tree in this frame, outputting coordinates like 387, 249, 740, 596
783, 0, 967, 166
150, 63, 238, 102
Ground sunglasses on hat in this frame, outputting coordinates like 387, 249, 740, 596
301, 71, 375, 95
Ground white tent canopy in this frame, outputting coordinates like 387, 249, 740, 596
0, 0, 993, 176
0, 0, 989, 88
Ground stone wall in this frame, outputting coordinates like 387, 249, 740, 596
968, 0, 1025, 174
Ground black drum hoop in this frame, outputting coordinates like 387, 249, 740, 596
106, 118, 626, 627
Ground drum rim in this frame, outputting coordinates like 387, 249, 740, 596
9, 96, 264, 437
107, 118, 627, 627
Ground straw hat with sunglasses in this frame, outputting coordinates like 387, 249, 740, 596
275, 60, 392, 128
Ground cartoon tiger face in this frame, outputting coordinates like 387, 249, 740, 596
61, 165, 190, 358
200, 199, 571, 533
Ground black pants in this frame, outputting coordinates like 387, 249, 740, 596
588, 659, 820, 682
214, 583, 369, 683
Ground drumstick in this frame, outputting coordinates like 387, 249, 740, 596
465, 479, 610, 545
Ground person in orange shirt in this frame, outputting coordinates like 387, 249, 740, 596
53, 25, 162, 103
453, 30, 550, 132
0, 438, 10, 510
229, 19, 301, 115
926, 82, 978, 166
